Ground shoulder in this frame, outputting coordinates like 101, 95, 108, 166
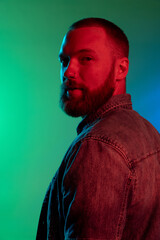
63, 108, 160, 173
85, 108, 160, 162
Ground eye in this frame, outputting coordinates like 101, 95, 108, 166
80, 56, 93, 61
79, 56, 94, 64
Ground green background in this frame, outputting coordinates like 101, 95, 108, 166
0, 0, 159, 239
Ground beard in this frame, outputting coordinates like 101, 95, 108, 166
59, 66, 115, 118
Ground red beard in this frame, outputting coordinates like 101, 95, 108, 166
59, 69, 115, 118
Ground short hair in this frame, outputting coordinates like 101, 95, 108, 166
68, 17, 129, 58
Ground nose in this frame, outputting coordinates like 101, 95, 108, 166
62, 59, 78, 82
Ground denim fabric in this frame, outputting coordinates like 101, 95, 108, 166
36, 94, 160, 240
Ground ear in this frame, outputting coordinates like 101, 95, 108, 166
115, 57, 129, 80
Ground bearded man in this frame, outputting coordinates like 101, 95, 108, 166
36, 18, 160, 240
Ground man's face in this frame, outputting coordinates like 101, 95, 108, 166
59, 26, 116, 117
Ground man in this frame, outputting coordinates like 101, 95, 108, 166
36, 18, 160, 239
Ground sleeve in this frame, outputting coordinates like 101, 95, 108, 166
62, 138, 133, 240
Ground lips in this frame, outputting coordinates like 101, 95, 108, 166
67, 87, 78, 90
64, 80, 84, 91
65, 86, 83, 93
62, 80, 85, 99
66, 88, 83, 98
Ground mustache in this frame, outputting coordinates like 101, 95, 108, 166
61, 80, 86, 91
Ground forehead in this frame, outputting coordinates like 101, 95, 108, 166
59, 27, 110, 55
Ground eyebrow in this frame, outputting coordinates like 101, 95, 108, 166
58, 48, 96, 59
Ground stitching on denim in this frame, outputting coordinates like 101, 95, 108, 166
77, 95, 132, 134
94, 103, 132, 120
81, 135, 135, 172
78, 135, 160, 238
81, 135, 160, 170
132, 148, 160, 163
80, 136, 134, 239
116, 171, 133, 239
84, 103, 132, 129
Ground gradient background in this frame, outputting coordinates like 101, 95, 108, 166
0, 0, 159, 239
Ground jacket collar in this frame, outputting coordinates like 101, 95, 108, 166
77, 94, 132, 135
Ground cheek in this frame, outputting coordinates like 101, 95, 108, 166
80, 66, 110, 90
81, 70, 97, 89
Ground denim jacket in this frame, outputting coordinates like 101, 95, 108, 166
36, 94, 160, 240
